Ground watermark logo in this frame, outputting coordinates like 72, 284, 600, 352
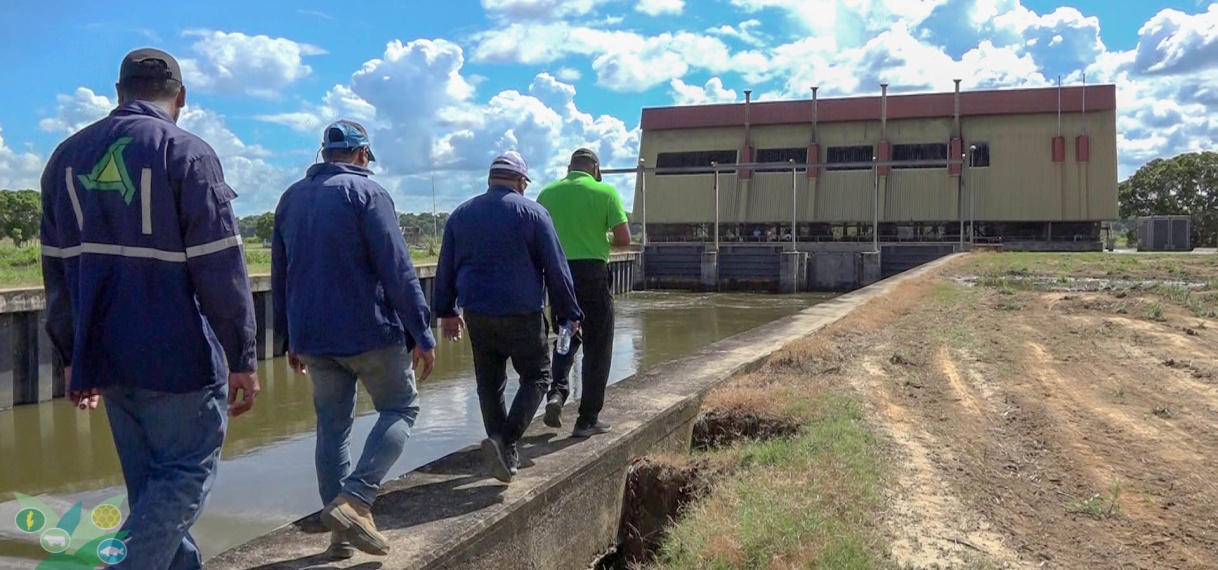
12, 492, 130, 569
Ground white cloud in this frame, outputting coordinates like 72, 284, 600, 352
39, 88, 114, 134
1132, 5, 1218, 75
707, 19, 768, 46
555, 66, 583, 81
179, 30, 326, 98
266, 39, 640, 211
669, 77, 738, 105
637, 0, 684, 16
0, 124, 42, 191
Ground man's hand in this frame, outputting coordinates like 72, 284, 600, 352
441, 316, 465, 342
567, 320, 581, 335
228, 371, 260, 418
288, 353, 308, 375
65, 366, 101, 410
412, 347, 435, 383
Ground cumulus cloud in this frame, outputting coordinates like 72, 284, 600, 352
669, 77, 738, 105
180, 30, 326, 98
555, 67, 583, 81
1131, 5, 1218, 75
0, 124, 42, 191
481, 0, 616, 20
637, 0, 684, 16
39, 88, 115, 134
264, 39, 640, 210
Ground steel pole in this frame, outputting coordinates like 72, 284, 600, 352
639, 158, 647, 248
712, 163, 720, 251
872, 154, 879, 253
790, 159, 798, 251
959, 151, 966, 249
969, 145, 976, 245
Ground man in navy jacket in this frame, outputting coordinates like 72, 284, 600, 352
433, 151, 582, 483
40, 48, 259, 569
272, 120, 436, 559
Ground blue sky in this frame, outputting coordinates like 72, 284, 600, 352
1, 0, 1216, 216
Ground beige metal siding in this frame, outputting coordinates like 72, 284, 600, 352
885, 170, 957, 221
817, 171, 873, 222
637, 173, 739, 224
744, 171, 807, 223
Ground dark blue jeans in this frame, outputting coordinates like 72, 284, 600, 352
101, 383, 228, 570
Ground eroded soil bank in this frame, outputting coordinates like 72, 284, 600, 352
641, 252, 1218, 569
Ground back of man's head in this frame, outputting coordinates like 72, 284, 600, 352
116, 48, 184, 104
568, 148, 600, 179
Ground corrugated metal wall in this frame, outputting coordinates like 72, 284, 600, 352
631, 110, 1117, 224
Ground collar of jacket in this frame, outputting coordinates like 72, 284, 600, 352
306, 162, 374, 179
110, 101, 175, 123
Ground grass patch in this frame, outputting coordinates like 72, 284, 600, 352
1067, 478, 1124, 519
650, 392, 886, 570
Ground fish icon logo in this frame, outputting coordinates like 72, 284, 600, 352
97, 538, 127, 564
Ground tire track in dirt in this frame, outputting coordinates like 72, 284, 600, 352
852, 351, 1026, 570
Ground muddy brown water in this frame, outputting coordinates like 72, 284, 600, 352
0, 291, 830, 566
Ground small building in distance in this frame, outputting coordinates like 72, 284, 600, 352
631, 82, 1118, 250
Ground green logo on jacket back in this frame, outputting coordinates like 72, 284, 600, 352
78, 137, 137, 205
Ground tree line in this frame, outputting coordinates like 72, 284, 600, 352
238, 211, 450, 245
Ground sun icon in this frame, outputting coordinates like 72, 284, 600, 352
91, 505, 122, 530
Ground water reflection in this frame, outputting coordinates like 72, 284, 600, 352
0, 291, 829, 564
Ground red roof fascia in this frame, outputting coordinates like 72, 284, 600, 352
640, 84, 1116, 131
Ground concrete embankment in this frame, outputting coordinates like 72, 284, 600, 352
210, 253, 965, 570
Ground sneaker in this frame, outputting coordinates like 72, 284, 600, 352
543, 394, 564, 428
481, 436, 513, 483
572, 420, 612, 439
320, 494, 390, 556
507, 444, 520, 475
326, 531, 355, 560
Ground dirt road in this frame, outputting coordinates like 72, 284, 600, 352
792, 254, 1218, 569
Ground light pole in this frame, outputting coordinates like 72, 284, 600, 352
968, 144, 976, 245
639, 158, 647, 248
790, 158, 797, 252
712, 161, 720, 251
959, 149, 966, 249
872, 153, 879, 253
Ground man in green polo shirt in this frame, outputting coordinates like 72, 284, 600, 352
536, 148, 631, 438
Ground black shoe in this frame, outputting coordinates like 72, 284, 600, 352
480, 437, 512, 483
572, 420, 611, 439
507, 444, 520, 475
543, 395, 564, 428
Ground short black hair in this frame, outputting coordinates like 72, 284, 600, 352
489, 169, 525, 181
570, 156, 598, 172
118, 77, 182, 102
323, 147, 362, 163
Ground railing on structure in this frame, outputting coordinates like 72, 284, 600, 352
600, 155, 978, 254
0, 251, 642, 410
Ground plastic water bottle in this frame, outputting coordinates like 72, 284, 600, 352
556, 323, 573, 355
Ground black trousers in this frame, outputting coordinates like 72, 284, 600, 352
465, 311, 551, 446
549, 260, 614, 427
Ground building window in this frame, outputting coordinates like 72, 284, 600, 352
969, 143, 990, 167
892, 143, 948, 169
755, 147, 806, 172
655, 150, 738, 175
826, 145, 873, 171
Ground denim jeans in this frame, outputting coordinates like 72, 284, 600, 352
300, 344, 420, 509
100, 383, 228, 570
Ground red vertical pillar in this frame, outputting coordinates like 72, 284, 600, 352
806, 143, 819, 179
740, 145, 753, 180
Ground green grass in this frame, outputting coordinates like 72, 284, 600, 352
0, 242, 439, 288
651, 393, 887, 570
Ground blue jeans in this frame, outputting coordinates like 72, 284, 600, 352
100, 383, 228, 570
301, 344, 420, 509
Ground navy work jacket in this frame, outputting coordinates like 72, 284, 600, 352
41, 101, 257, 393
272, 162, 436, 357
433, 185, 583, 324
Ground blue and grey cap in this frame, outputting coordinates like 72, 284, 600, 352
489, 150, 530, 182
322, 120, 376, 162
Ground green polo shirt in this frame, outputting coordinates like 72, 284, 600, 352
536, 171, 629, 262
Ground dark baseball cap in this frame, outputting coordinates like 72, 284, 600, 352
119, 48, 183, 83
570, 148, 600, 164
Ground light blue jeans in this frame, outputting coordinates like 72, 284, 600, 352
101, 383, 228, 570
301, 344, 420, 509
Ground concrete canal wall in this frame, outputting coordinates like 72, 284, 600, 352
0, 252, 642, 410
209, 252, 966, 570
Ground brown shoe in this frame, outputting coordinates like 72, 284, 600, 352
326, 531, 355, 560
321, 494, 390, 555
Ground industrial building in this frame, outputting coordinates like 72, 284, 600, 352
628, 82, 1119, 291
